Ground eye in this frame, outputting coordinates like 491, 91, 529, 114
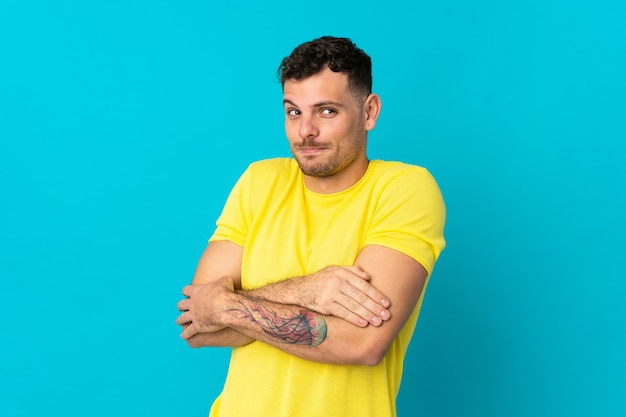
321, 108, 336, 116
286, 108, 300, 118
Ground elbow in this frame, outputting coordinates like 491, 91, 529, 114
361, 348, 387, 367
349, 343, 389, 367
186, 337, 205, 349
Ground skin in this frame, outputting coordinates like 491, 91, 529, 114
283, 66, 381, 194
176, 68, 428, 365
177, 242, 427, 365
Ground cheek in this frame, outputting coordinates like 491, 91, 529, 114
321, 119, 347, 140
284, 121, 298, 142
332, 122, 360, 145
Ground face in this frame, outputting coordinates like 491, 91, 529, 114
283, 67, 377, 185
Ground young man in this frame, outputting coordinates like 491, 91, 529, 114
176, 36, 446, 417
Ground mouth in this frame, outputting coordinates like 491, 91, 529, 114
294, 141, 331, 157
297, 147, 328, 157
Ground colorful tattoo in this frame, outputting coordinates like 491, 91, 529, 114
230, 301, 327, 347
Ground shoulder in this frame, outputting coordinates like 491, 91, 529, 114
368, 160, 440, 191
236, 158, 301, 197
364, 161, 447, 269
366, 160, 446, 223
245, 158, 298, 178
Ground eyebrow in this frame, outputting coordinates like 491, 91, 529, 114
283, 99, 346, 109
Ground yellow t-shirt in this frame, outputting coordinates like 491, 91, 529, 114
209, 158, 446, 417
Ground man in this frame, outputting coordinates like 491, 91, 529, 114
176, 36, 446, 417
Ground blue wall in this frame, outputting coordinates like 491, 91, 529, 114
1, 1, 624, 416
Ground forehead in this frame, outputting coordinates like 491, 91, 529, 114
283, 67, 353, 106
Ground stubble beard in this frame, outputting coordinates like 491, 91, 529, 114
293, 139, 364, 178
296, 154, 340, 177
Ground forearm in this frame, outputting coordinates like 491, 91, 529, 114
243, 277, 311, 306
186, 327, 253, 348
220, 291, 382, 365
243, 265, 391, 328
179, 246, 427, 367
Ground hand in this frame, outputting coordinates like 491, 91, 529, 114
298, 265, 391, 328
176, 276, 235, 339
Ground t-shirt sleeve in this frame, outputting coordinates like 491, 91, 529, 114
364, 167, 446, 276
209, 167, 252, 247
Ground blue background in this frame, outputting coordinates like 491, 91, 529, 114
1, 1, 624, 416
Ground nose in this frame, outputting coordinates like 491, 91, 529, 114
298, 114, 319, 139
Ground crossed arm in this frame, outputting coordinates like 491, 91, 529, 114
176, 240, 427, 366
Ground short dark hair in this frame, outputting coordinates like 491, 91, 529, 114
278, 36, 372, 100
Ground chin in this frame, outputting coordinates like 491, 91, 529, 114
297, 161, 335, 178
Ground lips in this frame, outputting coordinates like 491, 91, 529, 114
297, 147, 328, 156
295, 141, 330, 151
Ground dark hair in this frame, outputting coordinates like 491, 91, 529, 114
278, 36, 372, 100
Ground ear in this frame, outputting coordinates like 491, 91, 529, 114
363, 94, 382, 131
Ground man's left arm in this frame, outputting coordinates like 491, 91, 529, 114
178, 244, 427, 366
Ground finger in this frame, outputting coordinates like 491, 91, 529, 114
177, 298, 190, 312
176, 311, 192, 326
181, 323, 199, 340
335, 293, 385, 326
205, 325, 226, 333
344, 266, 371, 280
220, 275, 235, 289
347, 275, 391, 309
332, 274, 390, 318
182, 285, 193, 297
327, 303, 369, 328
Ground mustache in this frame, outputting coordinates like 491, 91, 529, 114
294, 139, 331, 149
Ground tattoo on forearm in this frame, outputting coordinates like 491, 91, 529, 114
230, 301, 327, 347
